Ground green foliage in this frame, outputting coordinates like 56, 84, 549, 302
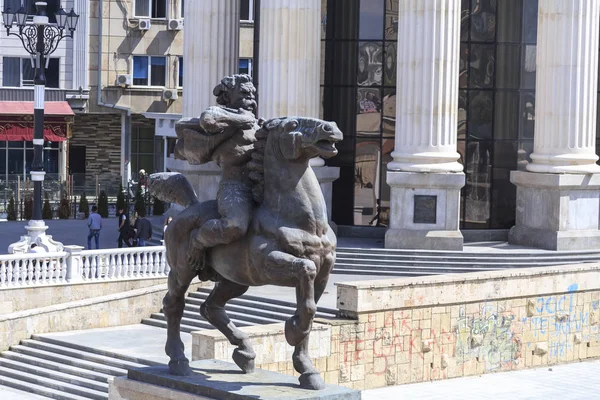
134, 184, 145, 217
6, 196, 17, 221
58, 193, 70, 219
98, 190, 109, 218
79, 193, 90, 218
116, 183, 126, 212
23, 196, 33, 220
42, 192, 53, 220
152, 196, 164, 216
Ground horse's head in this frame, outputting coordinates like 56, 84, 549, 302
261, 117, 343, 161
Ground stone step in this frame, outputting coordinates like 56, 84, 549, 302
30, 335, 162, 367
188, 291, 337, 319
183, 301, 292, 321
9, 345, 127, 377
0, 357, 108, 393
0, 366, 108, 400
140, 317, 199, 333
0, 374, 93, 400
336, 246, 600, 257
181, 305, 285, 325
335, 253, 600, 263
331, 269, 438, 277
195, 287, 339, 316
148, 313, 225, 330
20, 339, 148, 371
334, 262, 505, 272
0, 351, 114, 383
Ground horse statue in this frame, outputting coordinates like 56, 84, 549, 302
150, 116, 342, 390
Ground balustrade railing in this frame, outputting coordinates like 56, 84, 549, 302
0, 246, 169, 288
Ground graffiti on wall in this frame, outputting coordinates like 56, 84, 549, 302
454, 305, 522, 371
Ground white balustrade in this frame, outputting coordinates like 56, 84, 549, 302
0, 246, 169, 288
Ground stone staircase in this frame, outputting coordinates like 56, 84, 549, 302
0, 288, 337, 400
142, 287, 338, 333
332, 247, 600, 276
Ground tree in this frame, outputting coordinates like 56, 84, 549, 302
116, 183, 126, 212
6, 196, 17, 221
58, 193, 70, 219
134, 183, 145, 216
98, 190, 109, 218
79, 193, 90, 218
23, 196, 33, 220
152, 196, 165, 216
42, 192, 53, 220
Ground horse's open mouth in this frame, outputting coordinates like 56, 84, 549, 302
313, 139, 339, 157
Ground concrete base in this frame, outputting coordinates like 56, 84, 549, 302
110, 360, 360, 400
8, 220, 65, 254
385, 229, 464, 251
385, 171, 465, 251
509, 171, 600, 251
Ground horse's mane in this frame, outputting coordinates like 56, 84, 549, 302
247, 117, 322, 204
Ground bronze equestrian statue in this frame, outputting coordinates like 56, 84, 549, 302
149, 74, 342, 390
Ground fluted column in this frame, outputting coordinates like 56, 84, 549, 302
72, 0, 89, 89
388, 0, 463, 173
258, 0, 321, 119
183, 0, 240, 117
526, 0, 600, 174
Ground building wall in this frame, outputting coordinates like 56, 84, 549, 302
193, 262, 600, 390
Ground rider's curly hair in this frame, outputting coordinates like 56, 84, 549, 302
213, 74, 254, 107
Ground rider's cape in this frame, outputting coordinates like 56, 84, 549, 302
174, 106, 256, 165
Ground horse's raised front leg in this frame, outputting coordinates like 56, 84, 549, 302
163, 266, 197, 376
266, 251, 317, 347
292, 260, 332, 390
200, 279, 256, 373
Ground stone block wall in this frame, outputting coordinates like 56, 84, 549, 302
192, 263, 600, 391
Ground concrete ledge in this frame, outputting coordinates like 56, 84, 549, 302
0, 280, 206, 351
0, 277, 169, 315
336, 262, 600, 314
511, 170, 600, 189
509, 226, 600, 251
110, 376, 214, 400
192, 322, 332, 366
385, 229, 463, 251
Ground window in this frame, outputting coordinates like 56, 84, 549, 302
178, 57, 183, 87
240, 0, 253, 21
132, 56, 167, 86
134, 0, 167, 19
2, 57, 60, 88
131, 126, 160, 176
239, 59, 253, 76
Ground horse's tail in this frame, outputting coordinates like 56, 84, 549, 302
148, 172, 199, 207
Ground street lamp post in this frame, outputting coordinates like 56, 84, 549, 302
3, 1, 79, 253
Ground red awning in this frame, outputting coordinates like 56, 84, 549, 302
0, 101, 74, 142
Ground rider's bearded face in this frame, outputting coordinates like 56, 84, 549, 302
229, 83, 257, 115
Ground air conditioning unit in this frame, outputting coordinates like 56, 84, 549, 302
137, 19, 151, 31
162, 88, 178, 101
168, 19, 184, 31
116, 74, 132, 87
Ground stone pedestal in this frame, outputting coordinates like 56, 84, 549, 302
109, 360, 360, 400
509, 171, 600, 250
313, 164, 340, 230
385, 172, 464, 250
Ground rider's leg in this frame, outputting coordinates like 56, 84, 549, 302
191, 182, 253, 249
200, 279, 256, 373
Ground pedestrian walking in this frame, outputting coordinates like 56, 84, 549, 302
87, 205, 102, 249
117, 207, 132, 248
135, 212, 153, 247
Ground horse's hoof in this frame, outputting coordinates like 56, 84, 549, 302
232, 348, 256, 373
168, 359, 192, 376
285, 317, 310, 346
299, 372, 326, 390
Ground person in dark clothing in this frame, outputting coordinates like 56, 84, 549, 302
135, 214, 153, 247
117, 207, 132, 248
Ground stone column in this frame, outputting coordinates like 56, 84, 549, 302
166, 0, 240, 210
509, 0, 600, 250
385, 0, 465, 250
258, 0, 339, 221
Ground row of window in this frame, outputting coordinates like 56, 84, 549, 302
132, 0, 253, 21
2, 0, 253, 22
131, 56, 253, 88
0, 55, 252, 89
